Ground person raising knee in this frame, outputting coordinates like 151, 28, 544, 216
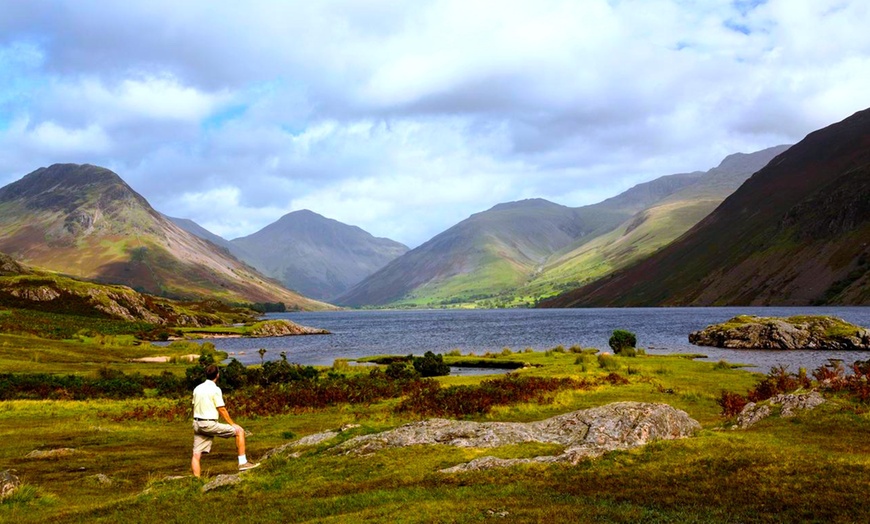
191, 364, 259, 476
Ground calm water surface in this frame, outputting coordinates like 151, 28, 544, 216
199, 307, 870, 373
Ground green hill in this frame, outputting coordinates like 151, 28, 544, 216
337, 146, 786, 308
521, 146, 790, 300
543, 108, 870, 307
0, 164, 331, 310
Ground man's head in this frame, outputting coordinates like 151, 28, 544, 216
205, 365, 220, 381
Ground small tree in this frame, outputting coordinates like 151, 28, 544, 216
258, 348, 267, 365
413, 351, 450, 377
609, 329, 637, 355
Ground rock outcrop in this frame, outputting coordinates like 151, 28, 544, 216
0, 470, 20, 501
689, 315, 870, 350
332, 402, 700, 471
25, 448, 78, 459
249, 319, 330, 337
202, 474, 241, 493
262, 424, 360, 460
736, 391, 826, 429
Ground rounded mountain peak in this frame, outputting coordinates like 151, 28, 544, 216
0, 163, 149, 212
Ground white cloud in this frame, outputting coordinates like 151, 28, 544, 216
1, 0, 869, 247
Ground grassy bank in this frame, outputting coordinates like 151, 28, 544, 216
3, 341, 870, 522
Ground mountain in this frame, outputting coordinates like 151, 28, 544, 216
228, 210, 409, 301
337, 145, 786, 308
166, 215, 250, 260
523, 145, 790, 297
543, 108, 870, 307
0, 164, 330, 310
335, 184, 704, 307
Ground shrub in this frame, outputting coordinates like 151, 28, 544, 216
396, 375, 590, 417
568, 345, 584, 353
413, 351, 450, 377
609, 329, 637, 355
748, 365, 811, 402
386, 361, 419, 380
597, 353, 620, 371
717, 390, 749, 417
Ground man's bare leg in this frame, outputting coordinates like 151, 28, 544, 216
191, 451, 202, 477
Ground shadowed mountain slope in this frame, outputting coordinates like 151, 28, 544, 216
228, 210, 409, 301
524, 145, 790, 297
543, 108, 870, 307
0, 164, 330, 310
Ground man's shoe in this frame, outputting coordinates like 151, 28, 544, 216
239, 462, 260, 472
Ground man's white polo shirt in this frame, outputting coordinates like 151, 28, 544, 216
192, 379, 225, 420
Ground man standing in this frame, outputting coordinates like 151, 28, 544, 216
191, 364, 259, 477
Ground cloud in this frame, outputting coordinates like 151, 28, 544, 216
0, 0, 869, 247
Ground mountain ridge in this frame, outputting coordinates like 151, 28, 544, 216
337, 145, 787, 307
542, 108, 870, 307
227, 209, 409, 301
0, 164, 331, 310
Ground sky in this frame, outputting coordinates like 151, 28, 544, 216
1, 0, 869, 248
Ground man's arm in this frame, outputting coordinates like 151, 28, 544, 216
217, 406, 236, 427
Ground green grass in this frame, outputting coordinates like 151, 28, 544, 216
3, 340, 869, 522
0, 332, 216, 376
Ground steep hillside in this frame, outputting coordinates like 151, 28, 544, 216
524, 145, 790, 298
543, 109, 870, 307
336, 147, 783, 308
335, 199, 591, 306
0, 164, 330, 310
229, 210, 409, 301
167, 215, 251, 261
336, 187, 713, 308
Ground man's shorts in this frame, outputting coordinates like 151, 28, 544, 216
192, 419, 237, 454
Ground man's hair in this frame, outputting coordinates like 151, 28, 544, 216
205, 365, 220, 380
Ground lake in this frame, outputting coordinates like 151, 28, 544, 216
193, 307, 870, 373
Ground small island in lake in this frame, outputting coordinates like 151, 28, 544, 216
689, 315, 870, 350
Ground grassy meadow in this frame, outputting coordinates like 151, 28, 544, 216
3, 335, 870, 523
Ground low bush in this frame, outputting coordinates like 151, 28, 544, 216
413, 351, 450, 377
597, 353, 620, 371
396, 374, 592, 418
748, 365, 812, 402
0, 372, 145, 400
608, 329, 637, 355
717, 390, 749, 417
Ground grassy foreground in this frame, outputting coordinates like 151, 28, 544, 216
3, 343, 870, 523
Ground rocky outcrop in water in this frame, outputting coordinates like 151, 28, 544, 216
689, 315, 870, 350
249, 319, 330, 337
331, 402, 700, 471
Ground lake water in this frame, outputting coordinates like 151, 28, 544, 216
195, 307, 870, 373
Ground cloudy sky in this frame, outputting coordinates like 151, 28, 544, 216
1, 0, 869, 247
